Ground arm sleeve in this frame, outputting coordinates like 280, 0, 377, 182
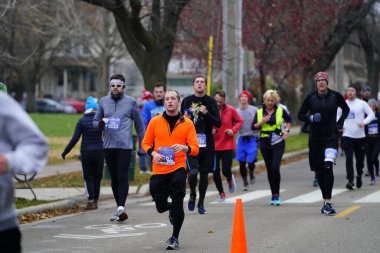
142, 103, 151, 128
93, 99, 104, 128
186, 122, 199, 156
63, 120, 82, 154
251, 113, 260, 130
2, 95, 48, 174
363, 102, 376, 125
132, 101, 145, 146
204, 99, 221, 128
142, 119, 155, 154
231, 108, 243, 133
282, 109, 293, 124
337, 94, 349, 126
298, 95, 311, 123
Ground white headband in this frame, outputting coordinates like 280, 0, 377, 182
110, 79, 125, 86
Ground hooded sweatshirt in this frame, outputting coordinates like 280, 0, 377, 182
0, 93, 48, 232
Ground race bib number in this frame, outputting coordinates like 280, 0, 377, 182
197, 134, 207, 148
368, 123, 379, 135
347, 111, 355, 119
270, 133, 282, 146
157, 147, 175, 165
324, 148, 337, 162
107, 117, 121, 130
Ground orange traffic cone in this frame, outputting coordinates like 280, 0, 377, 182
230, 198, 248, 253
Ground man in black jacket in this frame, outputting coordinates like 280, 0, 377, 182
298, 71, 349, 215
181, 75, 221, 214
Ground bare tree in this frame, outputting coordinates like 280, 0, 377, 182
80, 0, 191, 91
0, 0, 81, 110
357, 5, 380, 95
301, 0, 378, 95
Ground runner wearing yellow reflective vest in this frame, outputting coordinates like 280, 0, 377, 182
257, 106, 284, 139
252, 90, 292, 206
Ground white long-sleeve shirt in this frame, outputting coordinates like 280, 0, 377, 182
337, 98, 375, 138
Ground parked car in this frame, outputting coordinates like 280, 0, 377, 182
35, 98, 76, 114
60, 97, 86, 113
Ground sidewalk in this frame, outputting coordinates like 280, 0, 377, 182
17, 125, 304, 216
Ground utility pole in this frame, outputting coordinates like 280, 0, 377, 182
222, 0, 242, 107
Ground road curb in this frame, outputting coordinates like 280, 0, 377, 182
17, 199, 78, 216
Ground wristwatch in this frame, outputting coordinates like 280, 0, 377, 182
285, 128, 290, 133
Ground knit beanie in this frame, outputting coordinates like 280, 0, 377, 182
239, 90, 251, 101
368, 98, 378, 108
314, 72, 329, 84
0, 82, 7, 93
85, 96, 98, 110
142, 89, 153, 100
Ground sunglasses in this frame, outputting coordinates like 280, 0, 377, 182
110, 84, 123, 88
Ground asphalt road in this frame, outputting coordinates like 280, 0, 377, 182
21, 155, 380, 253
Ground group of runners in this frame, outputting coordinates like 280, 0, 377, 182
63, 72, 379, 250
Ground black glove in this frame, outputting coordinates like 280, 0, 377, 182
137, 148, 146, 156
98, 120, 105, 130
61, 151, 67, 160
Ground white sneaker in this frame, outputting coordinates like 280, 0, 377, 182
110, 206, 128, 221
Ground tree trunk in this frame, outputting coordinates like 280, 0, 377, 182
357, 18, 380, 95
99, 52, 111, 97
301, 0, 377, 96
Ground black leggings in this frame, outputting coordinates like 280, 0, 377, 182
260, 144, 285, 195
0, 227, 21, 253
309, 140, 337, 199
81, 150, 104, 200
342, 137, 366, 182
213, 150, 233, 194
366, 138, 380, 179
187, 155, 213, 207
239, 161, 255, 184
104, 149, 131, 207
150, 169, 187, 239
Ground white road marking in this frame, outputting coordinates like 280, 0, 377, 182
140, 191, 219, 206
354, 190, 380, 203
210, 190, 285, 204
284, 188, 347, 203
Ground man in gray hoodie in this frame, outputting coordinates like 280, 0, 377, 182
0, 92, 48, 252
94, 74, 145, 221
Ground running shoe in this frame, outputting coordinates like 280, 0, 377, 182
217, 192, 226, 202
312, 178, 318, 187
243, 182, 249, 191
168, 209, 174, 225
346, 182, 355, 190
197, 204, 207, 214
320, 202, 336, 215
356, 176, 362, 189
187, 194, 196, 211
250, 174, 256, 185
117, 208, 128, 221
166, 236, 179, 250
269, 195, 277, 205
274, 197, 282, 206
369, 179, 376, 185
227, 175, 236, 193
